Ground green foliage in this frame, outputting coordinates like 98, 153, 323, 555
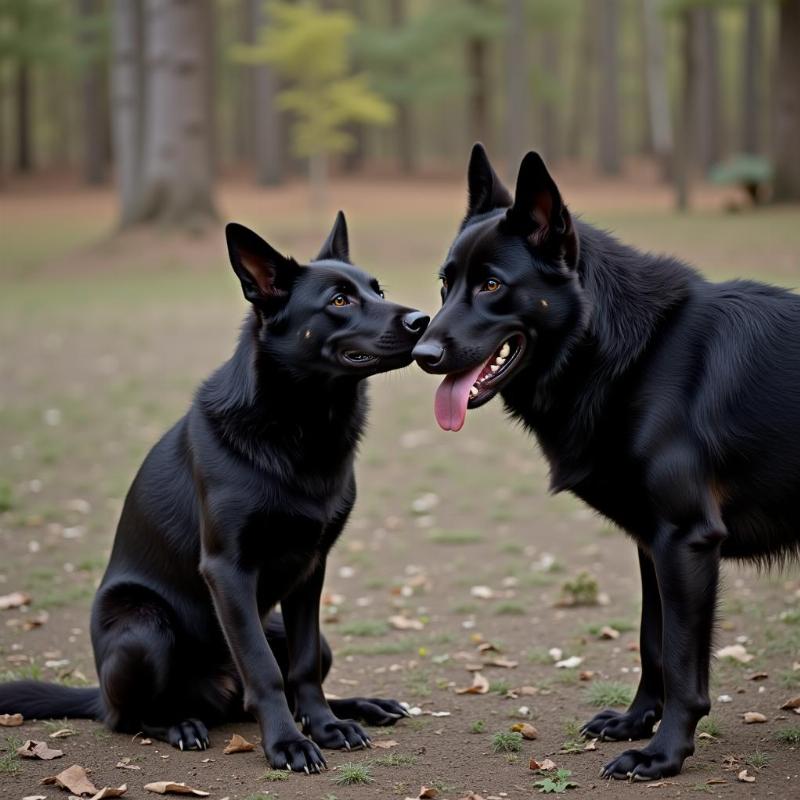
332, 761, 373, 785
559, 571, 599, 606
775, 726, 800, 745
584, 680, 635, 707
233, 1, 391, 159
0, 481, 13, 512
337, 619, 389, 637
491, 730, 523, 753
533, 768, 579, 793
470, 719, 486, 733
697, 716, 722, 737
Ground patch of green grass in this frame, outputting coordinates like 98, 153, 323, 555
563, 719, 582, 739
697, 717, 722, 738
584, 619, 636, 635
260, 769, 291, 782
491, 731, 523, 753
0, 481, 13, 513
780, 609, 800, 625
0, 736, 23, 775
0, 664, 43, 682
526, 646, 553, 664
34, 582, 94, 610
430, 529, 483, 545
338, 620, 389, 637
583, 680, 634, 708
469, 719, 486, 734
498, 541, 524, 554
746, 750, 770, 770
405, 670, 432, 698
489, 680, 511, 695
332, 761, 373, 785
363, 577, 386, 590
450, 602, 479, 614
780, 668, 800, 688
775, 726, 800, 745
339, 640, 413, 657
533, 768, 578, 793
493, 602, 526, 616
559, 572, 599, 606
371, 752, 417, 767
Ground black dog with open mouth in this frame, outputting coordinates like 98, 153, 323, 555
0, 212, 428, 774
415, 143, 800, 780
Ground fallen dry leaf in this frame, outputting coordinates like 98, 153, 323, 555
599, 626, 620, 640
21, 610, 49, 630
698, 732, 715, 740
530, 757, 557, 771
388, 615, 424, 631
41, 764, 98, 796
372, 739, 399, 749
116, 758, 141, 771
457, 795, 486, 800
510, 722, 538, 740
418, 787, 439, 799
743, 711, 767, 723
737, 769, 756, 783
645, 781, 678, 788
222, 733, 255, 754
579, 670, 595, 681
0, 591, 31, 610
476, 641, 499, 653
748, 671, 769, 681
716, 644, 754, 663
143, 782, 210, 797
0, 712, 23, 726
90, 786, 127, 799
485, 658, 518, 669
17, 740, 64, 760
455, 672, 489, 695
780, 696, 800, 711
518, 685, 539, 696
49, 727, 77, 739
555, 655, 583, 669
584, 738, 598, 751
22, 796, 47, 800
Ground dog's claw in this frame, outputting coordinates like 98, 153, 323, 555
194, 738, 202, 750
178, 740, 184, 751
344, 741, 351, 750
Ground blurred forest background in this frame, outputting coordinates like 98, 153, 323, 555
0, 0, 798, 230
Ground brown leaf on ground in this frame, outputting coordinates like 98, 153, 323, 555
579, 670, 594, 681
222, 733, 255, 754
485, 658, 518, 669
510, 722, 539, 740
455, 672, 489, 695
530, 757, 557, 771
743, 711, 767, 723
22, 610, 49, 630
49, 728, 77, 739
584, 738, 598, 751
41, 764, 98, 795
476, 641, 499, 653
780, 696, 800, 711
388, 615, 424, 631
372, 739, 399, 749
716, 644, 754, 663
518, 685, 539, 696
90, 786, 127, 799
0, 712, 23, 726
748, 671, 769, 681
0, 591, 31, 610
17, 740, 64, 760
116, 758, 141, 771
418, 787, 439, 799
737, 769, 756, 783
599, 626, 620, 639
143, 782, 210, 796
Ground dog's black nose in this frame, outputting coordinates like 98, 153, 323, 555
402, 311, 430, 334
412, 341, 444, 367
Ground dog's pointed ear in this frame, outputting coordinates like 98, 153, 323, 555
315, 210, 350, 263
507, 151, 579, 270
463, 142, 513, 226
226, 222, 300, 306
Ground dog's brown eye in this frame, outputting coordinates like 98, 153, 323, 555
482, 278, 501, 292
331, 294, 349, 307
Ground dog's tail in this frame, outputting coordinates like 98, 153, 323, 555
0, 681, 103, 720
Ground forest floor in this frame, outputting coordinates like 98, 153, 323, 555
2, 174, 800, 800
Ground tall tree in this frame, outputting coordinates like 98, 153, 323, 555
565, 0, 594, 160
597, 0, 620, 175
674, 6, 695, 211
78, 0, 108, 185
131, 0, 217, 228
15, 52, 31, 171
505, 0, 527, 174
538, 31, 560, 164
691, 5, 722, 171
389, 0, 414, 172
467, 0, 490, 148
740, 0, 763, 154
774, 0, 800, 200
642, 0, 673, 178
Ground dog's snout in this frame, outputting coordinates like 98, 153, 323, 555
402, 310, 430, 335
412, 341, 444, 368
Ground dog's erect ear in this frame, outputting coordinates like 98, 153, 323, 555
507, 151, 579, 270
225, 222, 300, 305
463, 143, 513, 226
315, 210, 350, 263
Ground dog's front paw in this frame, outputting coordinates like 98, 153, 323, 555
581, 706, 660, 741
264, 733, 326, 774
302, 714, 371, 750
600, 740, 690, 781
330, 696, 411, 726
164, 719, 210, 751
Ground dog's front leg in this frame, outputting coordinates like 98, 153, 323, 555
582, 547, 664, 741
601, 515, 723, 780
282, 560, 371, 750
200, 555, 326, 773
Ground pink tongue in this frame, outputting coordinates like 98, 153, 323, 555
434, 360, 490, 432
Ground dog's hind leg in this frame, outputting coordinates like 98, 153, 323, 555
264, 611, 409, 726
581, 547, 663, 741
94, 589, 211, 751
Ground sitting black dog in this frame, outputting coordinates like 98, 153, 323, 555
414, 143, 800, 780
0, 212, 428, 773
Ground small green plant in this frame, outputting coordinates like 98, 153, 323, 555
559, 572, 599, 606
430, 528, 483, 544
261, 769, 291, 781
469, 719, 486, 734
0, 736, 23, 776
776, 726, 800, 745
494, 602, 526, 616
333, 761, 373, 785
0, 482, 13, 513
563, 718, 582, 739
533, 768, 579, 793
584, 680, 634, 708
746, 750, 770, 770
338, 620, 388, 637
584, 619, 636, 635
491, 730, 523, 753
371, 752, 417, 767
490, 680, 511, 695
697, 717, 722, 738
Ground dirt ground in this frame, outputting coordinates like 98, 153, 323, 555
2, 176, 800, 800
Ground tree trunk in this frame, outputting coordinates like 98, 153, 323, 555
79, 0, 108, 184
133, 0, 217, 229
467, 0, 490, 148
642, 0, 673, 179
675, 8, 694, 211
248, 0, 283, 184
597, 0, 620, 175
539, 31, 560, 164
389, 0, 414, 173
15, 61, 32, 172
565, 0, 594, 160
774, 0, 800, 200
505, 0, 528, 176
741, 0, 763, 154
309, 151, 328, 212
692, 6, 722, 172
111, 0, 144, 225
341, 0, 367, 174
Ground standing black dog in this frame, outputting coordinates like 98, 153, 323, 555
414, 143, 800, 780
0, 212, 428, 774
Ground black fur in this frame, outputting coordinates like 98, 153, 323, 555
0, 212, 427, 773
414, 143, 800, 780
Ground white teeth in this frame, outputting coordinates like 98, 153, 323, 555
499, 342, 511, 358
490, 364, 499, 373
496, 356, 506, 366
470, 386, 478, 398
